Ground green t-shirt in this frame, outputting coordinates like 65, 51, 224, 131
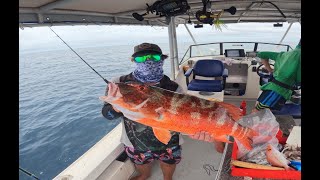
257, 45, 301, 100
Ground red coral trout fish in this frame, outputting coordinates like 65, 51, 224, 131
266, 144, 292, 170
99, 82, 258, 150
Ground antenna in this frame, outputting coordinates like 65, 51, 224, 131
188, 13, 192, 24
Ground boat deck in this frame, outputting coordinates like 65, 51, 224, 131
146, 135, 223, 180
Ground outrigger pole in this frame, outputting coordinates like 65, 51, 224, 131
275, 22, 294, 50
183, 24, 203, 56
278, 22, 294, 45
184, 24, 197, 44
49, 27, 110, 84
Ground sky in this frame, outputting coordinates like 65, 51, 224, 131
19, 22, 301, 53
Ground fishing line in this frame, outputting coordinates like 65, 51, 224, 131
19, 167, 40, 180
48, 27, 110, 84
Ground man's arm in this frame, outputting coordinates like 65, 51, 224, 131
261, 59, 274, 73
257, 51, 281, 73
257, 51, 280, 61
188, 131, 225, 153
189, 131, 215, 142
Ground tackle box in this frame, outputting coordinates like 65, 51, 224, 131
230, 130, 301, 179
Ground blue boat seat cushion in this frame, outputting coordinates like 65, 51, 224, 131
188, 79, 223, 92
184, 59, 228, 92
272, 104, 301, 118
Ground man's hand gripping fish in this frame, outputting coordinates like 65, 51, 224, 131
100, 82, 258, 150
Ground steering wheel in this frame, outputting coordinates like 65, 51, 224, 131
257, 63, 274, 86
257, 63, 274, 79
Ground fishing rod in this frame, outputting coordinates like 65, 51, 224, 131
19, 167, 40, 180
49, 27, 110, 84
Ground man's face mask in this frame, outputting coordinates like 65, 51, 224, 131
132, 55, 164, 83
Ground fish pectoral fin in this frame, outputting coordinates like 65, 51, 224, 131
133, 98, 149, 110
152, 127, 172, 145
155, 107, 165, 120
155, 107, 165, 114
214, 135, 232, 143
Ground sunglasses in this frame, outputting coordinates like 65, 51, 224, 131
134, 54, 162, 63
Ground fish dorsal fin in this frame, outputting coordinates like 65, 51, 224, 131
152, 127, 172, 145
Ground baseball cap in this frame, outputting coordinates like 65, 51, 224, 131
132, 43, 162, 57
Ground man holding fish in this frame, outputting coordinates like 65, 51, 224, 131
101, 43, 185, 180
101, 43, 256, 180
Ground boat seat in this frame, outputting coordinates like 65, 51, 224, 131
184, 59, 228, 92
272, 103, 301, 119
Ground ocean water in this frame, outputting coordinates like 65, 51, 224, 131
19, 24, 300, 180
19, 44, 189, 180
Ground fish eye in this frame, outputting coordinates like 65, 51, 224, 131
139, 86, 144, 90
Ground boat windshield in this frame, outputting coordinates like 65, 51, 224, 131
180, 42, 292, 64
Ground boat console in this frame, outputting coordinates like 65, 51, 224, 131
178, 42, 293, 101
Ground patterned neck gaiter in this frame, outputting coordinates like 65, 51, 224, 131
132, 59, 164, 83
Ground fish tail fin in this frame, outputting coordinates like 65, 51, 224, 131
235, 128, 259, 150
218, 102, 243, 121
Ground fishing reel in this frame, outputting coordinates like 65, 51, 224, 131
195, 0, 237, 25
132, 0, 190, 21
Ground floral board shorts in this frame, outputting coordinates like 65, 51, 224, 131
124, 145, 182, 165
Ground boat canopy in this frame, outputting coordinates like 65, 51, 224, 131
19, 0, 301, 27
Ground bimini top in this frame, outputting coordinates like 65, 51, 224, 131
19, 0, 301, 27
